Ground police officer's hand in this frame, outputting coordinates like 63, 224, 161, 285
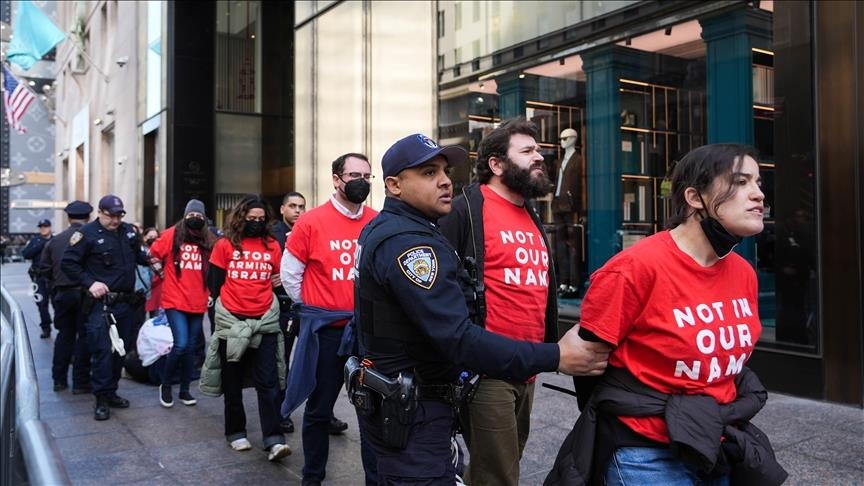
89, 281, 110, 299
557, 327, 611, 376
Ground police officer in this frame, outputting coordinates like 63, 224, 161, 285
40, 201, 94, 393
62, 194, 150, 420
22, 218, 54, 338
352, 134, 612, 483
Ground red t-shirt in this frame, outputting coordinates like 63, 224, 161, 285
579, 231, 762, 443
210, 236, 282, 316
481, 185, 547, 344
285, 201, 377, 323
148, 226, 209, 313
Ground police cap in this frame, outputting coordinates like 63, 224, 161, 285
64, 200, 93, 219
382, 134, 468, 178
37, 219, 51, 227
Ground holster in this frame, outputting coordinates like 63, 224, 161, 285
81, 292, 96, 315
380, 393, 414, 449
344, 356, 418, 449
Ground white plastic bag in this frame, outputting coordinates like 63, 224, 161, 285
137, 314, 173, 366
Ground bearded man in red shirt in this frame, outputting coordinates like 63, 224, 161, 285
440, 118, 570, 485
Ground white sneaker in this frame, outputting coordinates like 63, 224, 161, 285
267, 443, 291, 461
229, 438, 252, 451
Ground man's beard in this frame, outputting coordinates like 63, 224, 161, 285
501, 157, 550, 199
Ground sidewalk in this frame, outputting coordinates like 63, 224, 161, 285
2, 261, 862, 485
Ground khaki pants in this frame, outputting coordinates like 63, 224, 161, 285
464, 379, 535, 486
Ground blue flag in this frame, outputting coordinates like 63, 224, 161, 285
7, 0, 66, 70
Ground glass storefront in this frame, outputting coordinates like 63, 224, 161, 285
441, 1, 820, 355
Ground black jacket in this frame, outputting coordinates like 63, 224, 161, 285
438, 183, 559, 343
544, 366, 787, 486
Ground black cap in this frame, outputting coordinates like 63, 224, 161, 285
64, 200, 93, 219
382, 134, 468, 178
98, 194, 126, 216
37, 219, 51, 227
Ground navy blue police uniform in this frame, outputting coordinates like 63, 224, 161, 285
40, 201, 94, 392
61, 218, 149, 416
354, 197, 559, 483
22, 221, 53, 336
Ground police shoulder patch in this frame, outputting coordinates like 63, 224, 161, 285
398, 246, 438, 289
69, 231, 83, 246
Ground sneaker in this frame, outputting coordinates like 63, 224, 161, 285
178, 391, 197, 406
160, 385, 174, 408
267, 443, 291, 461
229, 438, 252, 451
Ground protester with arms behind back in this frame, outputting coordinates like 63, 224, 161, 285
39, 201, 93, 393
280, 153, 378, 486
439, 118, 560, 486
23, 218, 54, 338
199, 194, 290, 462
271, 191, 306, 434
61, 195, 150, 420
350, 133, 611, 485
149, 199, 215, 408
545, 144, 787, 486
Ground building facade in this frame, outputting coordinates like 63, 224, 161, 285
1, 1, 58, 240
41, 0, 862, 405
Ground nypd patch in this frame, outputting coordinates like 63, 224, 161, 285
70, 231, 83, 246
398, 246, 438, 289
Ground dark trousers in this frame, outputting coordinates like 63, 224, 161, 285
358, 400, 456, 485
302, 326, 348, 481
51, 288, 91, 387
219, 334, 285, 449
35, 277, 52, 329
277, 305, 297, 374
84, 301, 133, 398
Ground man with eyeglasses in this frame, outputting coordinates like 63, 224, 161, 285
62, 194, 150, 420
280, 153, 379, 486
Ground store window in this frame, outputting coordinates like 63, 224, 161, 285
215, 0, 261, 113
445, 3, 818, 354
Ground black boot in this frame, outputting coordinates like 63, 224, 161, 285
94, 397, 110, 421
106, 394, 130, 408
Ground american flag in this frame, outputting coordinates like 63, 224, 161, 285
2, 65, 35, 134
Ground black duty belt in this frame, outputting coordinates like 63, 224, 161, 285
417, 383, 455, 403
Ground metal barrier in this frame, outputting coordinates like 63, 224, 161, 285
1, 284, 71, 486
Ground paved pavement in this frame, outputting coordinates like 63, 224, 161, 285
2, 260, 863, 485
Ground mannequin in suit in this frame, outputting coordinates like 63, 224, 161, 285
552, 128, 583, 297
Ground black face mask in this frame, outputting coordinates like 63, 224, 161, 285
698, 195, 742, 258
185, 217, 206, 230
144, 238, 156, 247
243, 220, 266, 237
343, 179, 370, 204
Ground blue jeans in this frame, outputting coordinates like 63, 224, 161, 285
606, 447, 730, 486
161, 309, 203, 393
302, 326, 348, 481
